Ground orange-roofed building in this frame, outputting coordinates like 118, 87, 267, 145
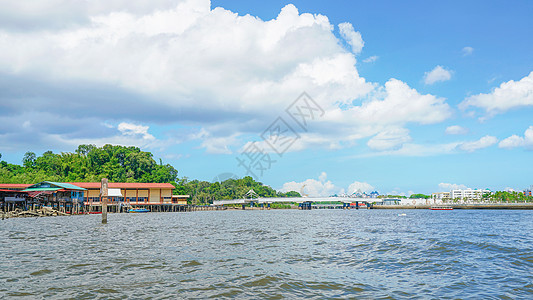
68, 182, 178, 205
0, 184, 32, 191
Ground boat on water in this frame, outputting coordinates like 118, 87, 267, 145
129, 208, 150, 213
430, 206, 453, 210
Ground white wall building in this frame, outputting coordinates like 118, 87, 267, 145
400, 198, 432, 206
431, 192, 450, 203
450, 189, 490, 201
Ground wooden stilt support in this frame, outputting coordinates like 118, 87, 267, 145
101, 178, 108, 224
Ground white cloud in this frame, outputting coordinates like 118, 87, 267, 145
499, 135, 525, 149
460, 71, 533, 117
280, 172, 375, 197
499, 126, 533, 149
445, 125, 468, 135
438, 183, 467, 192
338, 79, 452, 126
424, 65, 452, 85
318, 171, 328, 182
348, 181, 374, 194
458, 135, 498, 152
338, 22, 364, 54
462, 46, 474, 56
367, 127, 411, 151
117, 122, 155, 140
200, 135, 238, 154
280, 172, 338, 197
363, 55, 378, 63
0, 1, 453, 155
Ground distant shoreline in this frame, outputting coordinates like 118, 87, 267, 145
373, 203, 533, 209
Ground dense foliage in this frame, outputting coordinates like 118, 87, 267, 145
0, 145, 299, 204
1, 145, 177, 184
174, 176, 300, 205
409, 193, 430, 199
482, 191, 532, 203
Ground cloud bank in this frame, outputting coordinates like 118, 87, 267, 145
0, 0, 453, 157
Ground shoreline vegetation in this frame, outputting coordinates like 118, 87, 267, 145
2, 145, 532, 219
0, 144, 300, 205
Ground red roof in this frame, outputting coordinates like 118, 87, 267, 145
68, 182, 175, 189
0, 189, 28, 193
0, 184, 32, 189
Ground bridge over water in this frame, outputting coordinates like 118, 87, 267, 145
213, 197, 388, 209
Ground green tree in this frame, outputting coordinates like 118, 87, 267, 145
22, 151, 36, 168
410, 193, 430, 199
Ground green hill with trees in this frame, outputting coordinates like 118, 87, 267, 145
0, 144, 299, 204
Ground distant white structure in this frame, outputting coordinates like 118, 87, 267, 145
432, 189, 492, 203
400, 198, 431, 206
431, 192, 450, 203
451, 189, 490, 201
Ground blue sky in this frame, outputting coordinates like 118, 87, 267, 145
0, 0, 532, 196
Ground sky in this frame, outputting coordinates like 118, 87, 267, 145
0, 0, 532, 196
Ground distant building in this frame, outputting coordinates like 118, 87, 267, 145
431, 192, 450, 202
524, 185, 533, 197
450, 189, 490, 201
69, 182, 176, 205
351, 189, 364, 197
349, 190, 379, 198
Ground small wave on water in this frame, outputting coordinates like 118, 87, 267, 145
0, 209, 532, 298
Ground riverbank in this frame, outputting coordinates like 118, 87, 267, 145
373, 203, 533, 209
4, 203, 533, 219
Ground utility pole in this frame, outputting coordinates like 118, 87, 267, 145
101, 178, 108, 224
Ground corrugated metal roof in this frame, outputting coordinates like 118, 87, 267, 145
45, 181, 86, 191
22, 187, 61, 192
22, 181, 86, 192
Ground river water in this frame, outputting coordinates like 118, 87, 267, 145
1, 209, 532, 299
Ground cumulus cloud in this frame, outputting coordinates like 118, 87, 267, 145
0, 1, 453, 156
445, 125, 468, 135
424, 65, 452, 85
280, 172, 375, 197
338, 22, 364, 54
0, 0, 183, 30
348, 181, 374, 194
438, 183, 467, 192
499, 126, 533, 149
280, 172, 337, 197
118, 122, 155, 140
458, 135, 498, 152
460, 71, 533, 117
462, 46, 474, 56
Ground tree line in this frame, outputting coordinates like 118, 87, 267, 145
0, 144, 299, 204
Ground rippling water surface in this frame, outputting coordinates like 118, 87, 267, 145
1, 209, 532, 299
